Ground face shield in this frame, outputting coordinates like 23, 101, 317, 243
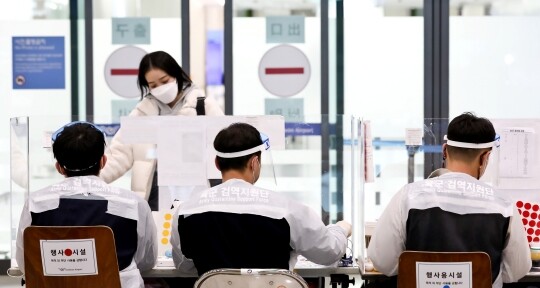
215, 132, 277, 188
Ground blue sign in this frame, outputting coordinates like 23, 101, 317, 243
285, 122, 321, 136
112, 17, 150, 44
12, 36, 65, 89
266, 16, 305, 43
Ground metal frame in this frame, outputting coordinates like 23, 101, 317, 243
335, 0, 345, 221
320, 0, 331, 224
84, 0, 93, 121
424, 0, 450, 178
69, 0, 79, 120
181, 0, 190, 74
224, 0, 233, 115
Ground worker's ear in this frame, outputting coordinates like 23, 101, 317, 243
214, 157, 221, 171
442, 143, 448, 160
100, 155, 107, 169
55, 162, 66, 176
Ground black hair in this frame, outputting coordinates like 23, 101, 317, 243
214, 123, 263, 172
52, 123, 106, 177
137, 51, 192, 99
446, 112, 495, 161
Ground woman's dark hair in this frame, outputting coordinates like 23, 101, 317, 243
52, 123, 106, 177
137, 51, 192, 99
214, 123, 263, 172
446, 112, 496, 161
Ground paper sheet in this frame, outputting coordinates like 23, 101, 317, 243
364, 121, 374, 183
157, 118, 207, 186
499, 127, 535, 178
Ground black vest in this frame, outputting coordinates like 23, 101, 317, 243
406, 207, 509, 283
178, 212, 292, 275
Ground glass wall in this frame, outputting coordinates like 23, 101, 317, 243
0, 0, 72, 260
449, 1, 540, 119
91, 0, 183, 190
231, 0, 336, 219
344, 1, 424, 221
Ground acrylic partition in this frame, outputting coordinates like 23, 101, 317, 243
9, 115, 363, 269
358, 117, 448, 272
8, 117, 29, 266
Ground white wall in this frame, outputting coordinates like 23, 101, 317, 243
450, 17, 540, 119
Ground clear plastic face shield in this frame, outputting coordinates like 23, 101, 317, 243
443, 134, 501, 179
215, 132, 277, 187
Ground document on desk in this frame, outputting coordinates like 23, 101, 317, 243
499, 127, 535, 178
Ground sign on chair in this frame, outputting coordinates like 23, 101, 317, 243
398, 251, 491, 288
416, 261, 472, 288
40, 239, 98, 276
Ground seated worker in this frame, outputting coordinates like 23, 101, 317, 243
170, 122, 352, 275
367, 112, 531, 288
15, 121, 157, 288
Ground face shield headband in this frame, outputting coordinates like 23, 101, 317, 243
215, 133, 270, 158
215, 132, 276, 186
443, 134, 500, 149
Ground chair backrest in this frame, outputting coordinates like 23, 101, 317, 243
24, 225, 121, 288
398, 251, 492, 288
193, 269, 309, 288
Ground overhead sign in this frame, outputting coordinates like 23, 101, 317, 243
265, 98, 304, 122
111, 99, 139, 123
266, 16, 305, 43
258, 45, 311, 98
112, 17, 150, 45
12, 36, 65, 89
104, 46, 147, 98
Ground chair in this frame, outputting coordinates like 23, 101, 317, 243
23, 225, 121, 288
397, 251, 492, 288
193, 268, 309, 288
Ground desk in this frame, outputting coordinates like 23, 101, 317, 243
8, 264, 360, 288
142, 266, 360, 278
8, 264, 361, 278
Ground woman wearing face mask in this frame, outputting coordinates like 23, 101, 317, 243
100, 51, 224, 210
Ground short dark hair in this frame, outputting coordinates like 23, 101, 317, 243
214, 123, 263, 172
52, 122, 106, 177
137, 51, 192, 99
446, 112, 495, 162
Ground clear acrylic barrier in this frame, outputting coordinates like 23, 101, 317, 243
358, 117, 448, 271
9, 115, 363, 269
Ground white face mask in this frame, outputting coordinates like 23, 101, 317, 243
151, 81, 178, 104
